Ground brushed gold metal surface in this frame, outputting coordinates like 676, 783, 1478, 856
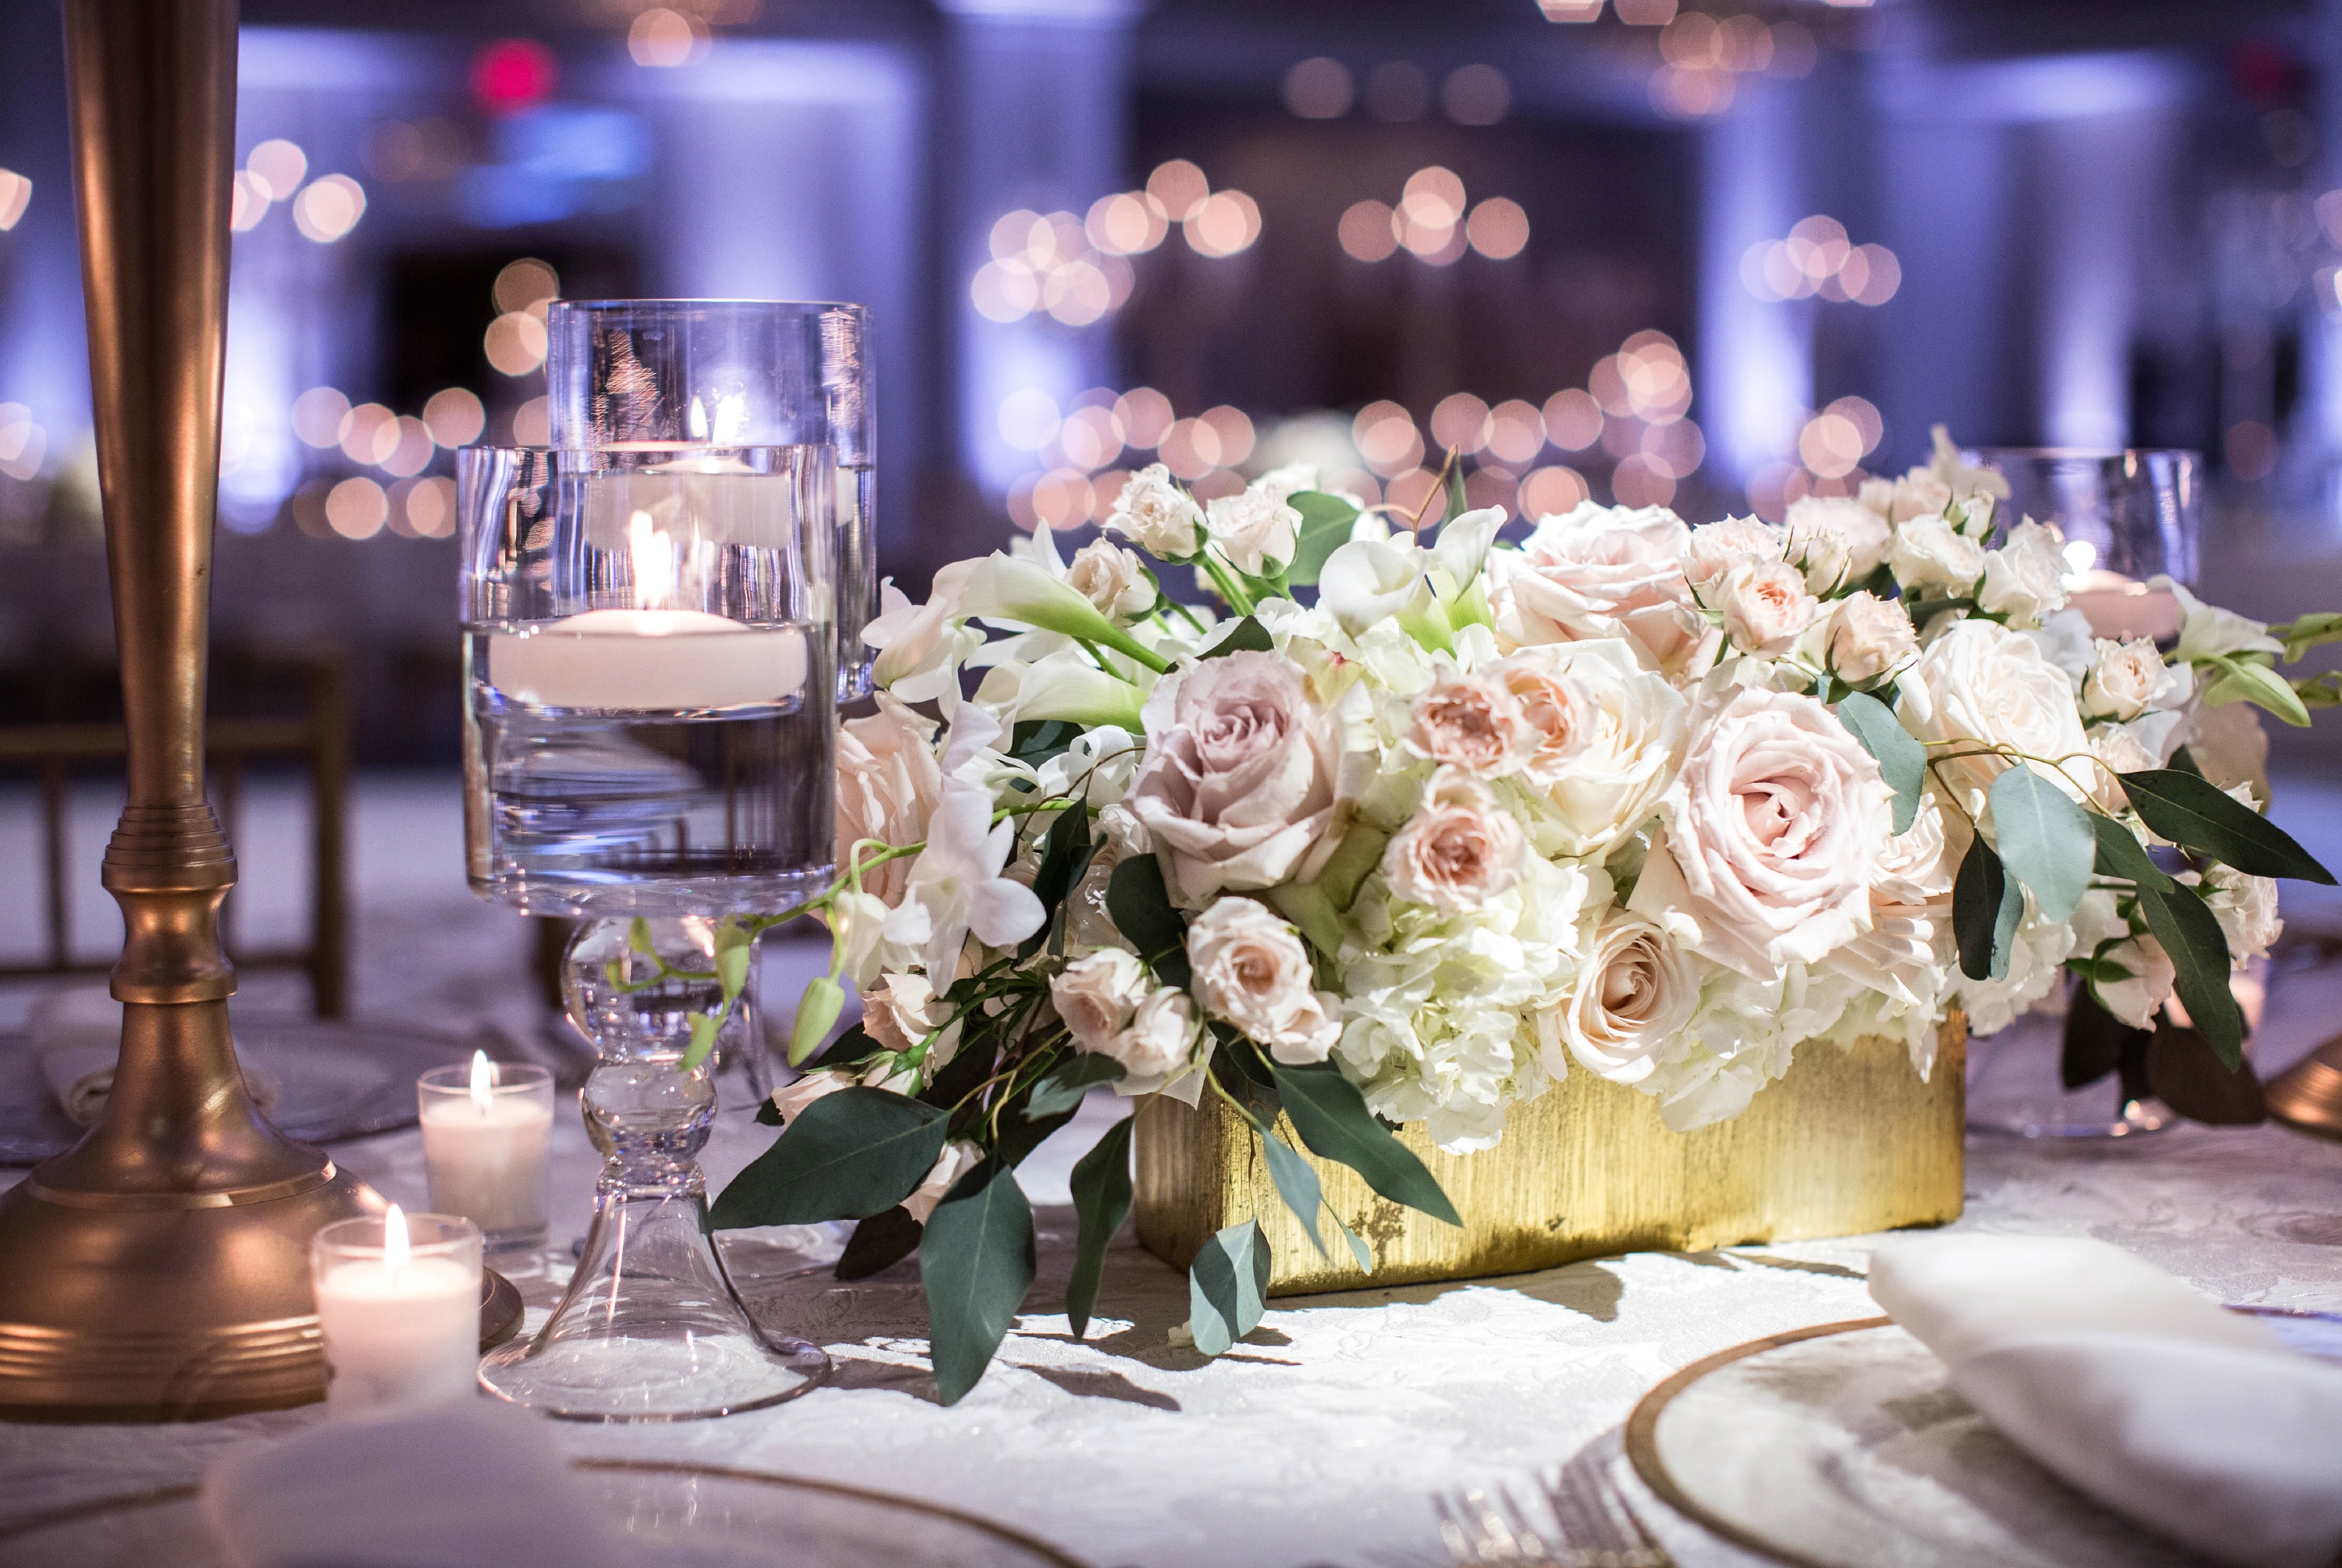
1134, 1027, 1965, 1295
0, 0, 376, 1421
2267, 1034, 2342, 1140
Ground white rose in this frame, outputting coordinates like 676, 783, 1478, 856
1715, 557, 1819, 655
835, 695, 943, 905
1628, 684, 1894, 978
2027, 606, 2096, 684
1112, 986, 1202, 1079
2072, 890, 2175, 1030
1684, 516, 1785, 591
903, 1140, 984, 1225
1204, 485, 1303, 576
1408, 667, 1534, 775
1381, 767, 1528, 912
1186, 897, 1342, 1065
1126, 651, 1346, 903
1890, 468, 1954, 523
1898, 617, 2098, 807
2081, 637, 2174, 721
2201, 865, 2282, 962
1975, 519, 2070, 628
1784, 496, 1892, 594
1823, 788, 1953, 1007
767, 1069, 855, 1125
1049, 948, 1152, 1054
1887, 514, 1985, 595
1817, 591, 1916, 684
1064, 539, 1156, 620
1495, 502, 1719, 681
1255, 462, 1321, 503
1538, 912, 1697, 1086
1105, 462, 1202, 558
1488, 639, 1689, 858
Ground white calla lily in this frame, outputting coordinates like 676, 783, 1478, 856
960, 555, 1172, 673
1319, 538, 1453, 651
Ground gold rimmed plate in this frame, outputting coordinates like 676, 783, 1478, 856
0, 1458, 1087, 1568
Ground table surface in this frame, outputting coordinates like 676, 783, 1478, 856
2, 773, 2340, 1568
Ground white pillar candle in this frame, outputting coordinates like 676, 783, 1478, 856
312, 1207, 482, 1412
421, 1054, 554, 1246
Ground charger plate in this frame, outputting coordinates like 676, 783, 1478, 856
0, 1459, 1085, 1568
1625, 1317, 2215, 1568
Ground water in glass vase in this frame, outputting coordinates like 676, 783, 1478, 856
464, 625, 835, 917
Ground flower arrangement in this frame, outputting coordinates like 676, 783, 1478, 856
692, 426, 2336, 1403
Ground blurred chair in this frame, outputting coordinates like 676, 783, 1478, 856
0, 647, 351, 1016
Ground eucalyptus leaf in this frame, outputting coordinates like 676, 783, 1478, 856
1260, 1132, 1327, 1255
1285, 492, 1362, 586
2134, 884, 2244, 1068
2118, 770, 2337, 884
834, 1207, 922, 1280
1212, 1037, 1283, 1127
709, 1088, 949, 1229
1270, 1061, 1461, 1225
1329, 1207, 1374, 1273
1066, 1115, 1134, 1340
1187, 1218, 1270, 1357
1009, 718, 1084, 770
1022, 799, 1094, 957
921, 1161, 1037, 1405
2145, 1018, 2265, 1125
1835, 692, 1925, 834
1026, 1051, 1127, 1118
1108, 856, 1190, 977
1952, 833, 2023, 982
2090, 812, 2174, 891
1988, 765, 2094, 921
1200, 616, 1274, 659
2062, 980, 2145, 1090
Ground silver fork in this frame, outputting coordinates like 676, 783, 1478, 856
1431, 1456, 1671, 1568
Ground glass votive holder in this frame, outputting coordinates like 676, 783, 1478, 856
419, 1055, 555, 1253
311, 1207, 482, 1412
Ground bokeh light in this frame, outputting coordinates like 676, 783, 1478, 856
1116, 387, 1174, 449
1486, 400, 1547, 465
628, 9, 707, 67
422, 387, 486, 447
1057, 404, 1126, 471
326, 477, 388, 539
0, 169, 30, 231
340, 403, 398, 466
1186, 190, 1262, 258
1340, 200, 1399, 262
291, 174, 366, 243
1465, 197, 1529, 260
1146, 160, 1210, 222
246, 139, 308, 201
292, 387, 351, 448
381, 416, 436, 478
512, 396, 550, 446
1442, 64, 1510, 125
471, 38, 558, 116
493, 258, 560, 315
1283, 57, 1354, 119
1087, 192, 1169, 256
230, 171, 272, 232
1353, 401, 1424, 477
1743, 217, 1899, 305
1198, 406, 1256, 468
484, 312, 550, 375
404, 475, 458, 539
999, 388, 1063, 451
1611, 453, 1675, 507
0, 404, 44, 481
1542, 389, 1603, 450
1431, 393, 1493, 454
1518, 465, 1589, 516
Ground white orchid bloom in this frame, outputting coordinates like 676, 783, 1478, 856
2155, 576, 2283, 663
938, 699, 1003, 782
884, 781, 1045, 988
1319, 537, 1453, 651
865, 561, 982, 708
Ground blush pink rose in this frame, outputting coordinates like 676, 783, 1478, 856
835, 695, 943, 905
1628, 684, 1893, 978
1497, 502, 1719, 681
1407, 668, 1534, 775
1380, 768, 1527, 912
1127, 651, 1344, 904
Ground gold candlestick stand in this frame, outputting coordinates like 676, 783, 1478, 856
0, 0, 377, 1420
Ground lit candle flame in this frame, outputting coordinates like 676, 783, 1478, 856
383, 1202, 410, 1277
469, 1048, 498, 1114
627, 507, 676, 610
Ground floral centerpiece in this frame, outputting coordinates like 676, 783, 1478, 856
677, 426, 2334, 1403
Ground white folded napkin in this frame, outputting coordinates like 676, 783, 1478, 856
201, 1402, 625, 1568
28, 984, 278, 1126
1870, 1234, 2342, 1568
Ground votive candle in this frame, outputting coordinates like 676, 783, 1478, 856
311, 1207, 482, 1411
420, 1054, 555, 1251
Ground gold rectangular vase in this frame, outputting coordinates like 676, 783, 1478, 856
1134, 1027, 1966, 1295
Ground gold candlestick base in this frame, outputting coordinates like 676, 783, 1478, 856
2267, 1036, 2342, 1140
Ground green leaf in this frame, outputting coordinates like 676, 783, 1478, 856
684, 1012, 724, 1072
2061, 980, 2145, 1090
1187, 1218, 1270, 1356
1200, 615, 1274, 659
2273, 610, 2342, 664
628, 916, 657, 958
2118, 769, 2337, 884
714, 922, 753, 1000
1988, 765, 2094, 921
1023, 800, 1094, 958
1265, 880, 1344, 958
1008, 718, 1084, 770
709, 1088, 949, 1228
2134, 884, 2244, 1068
1066, 1115, 1134, 1339
1835, 691, 1925, 834
1108, 856, 1190, 981
920, 1160, 1037, 1405
1212, 1036, 1283, 1127
1284, 492, 1361, 586
1952, 832, 2023, 982
1260, 1132, 1327, 1255
835, 1207, 922, 1280
1442, 456, 1468, 524
1270, 1061, 1461, 1225
1026, 1051, 1127, 1118
787, 976, 845, 1066
2145, 1018, 2265, 1125
2201, 655, 2312, 728
1328, 1207, 1373, 1272
2167, 744, 2205, 777
2091, 812, 2174, 891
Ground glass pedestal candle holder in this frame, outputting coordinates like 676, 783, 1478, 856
460, 439, 833, 1421
546, 298, 877, 701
